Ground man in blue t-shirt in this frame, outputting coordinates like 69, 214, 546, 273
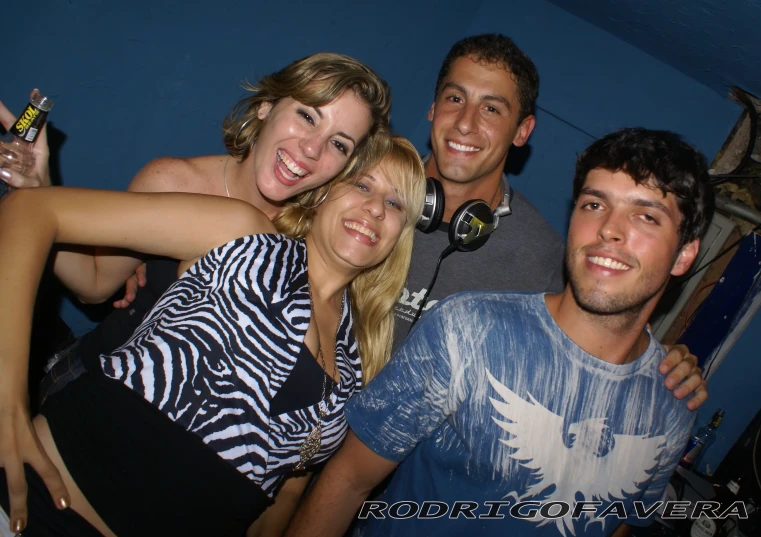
286, 128, 715, 537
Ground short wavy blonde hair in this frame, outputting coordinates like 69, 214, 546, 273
274, 135, 426, 382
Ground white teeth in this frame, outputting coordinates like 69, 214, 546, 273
447, 141, 480, 152
277, 150, 307, 178
344, 221, 378, 243
588, 256, 631, 271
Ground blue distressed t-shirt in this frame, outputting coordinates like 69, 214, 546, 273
346, 292, 694, 537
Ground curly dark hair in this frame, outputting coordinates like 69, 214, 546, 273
573, 128, 715, 247
434, 33, 539, 124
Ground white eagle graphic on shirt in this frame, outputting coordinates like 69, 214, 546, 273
486, 371, 665, 537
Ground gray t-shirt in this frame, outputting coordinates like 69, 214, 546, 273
393, 184, 565, 349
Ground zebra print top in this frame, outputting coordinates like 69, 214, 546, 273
100, 234, 363, 497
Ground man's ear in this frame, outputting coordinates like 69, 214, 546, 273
671, 239, 700, 277
512, 114, 536, 147
427, 102, 436, 122
257, 101, 274, 120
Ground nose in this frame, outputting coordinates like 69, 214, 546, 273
300, 132, 325, 160
598, 209, 626, 243
363, 193, 386, 220
455, 103, 479, 135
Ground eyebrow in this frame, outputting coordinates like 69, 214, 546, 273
579, 187, 674, 217
336, 132, 356, 146
312, 105, 356, 147
364, 173, 404, 201
442, 82, 512, 110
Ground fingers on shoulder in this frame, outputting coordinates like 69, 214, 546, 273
687, 387, 709, 410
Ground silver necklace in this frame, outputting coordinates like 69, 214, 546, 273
223, 156, 231, 198
296, 288, 342, 470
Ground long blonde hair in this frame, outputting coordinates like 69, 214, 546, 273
222, 52, 391, 176
273, 135, 426, 382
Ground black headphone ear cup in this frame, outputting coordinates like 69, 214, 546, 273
448, 200, 496, 252
417, 177, 445, 233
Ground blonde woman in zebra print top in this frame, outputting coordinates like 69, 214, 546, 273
0, 136, 425, 536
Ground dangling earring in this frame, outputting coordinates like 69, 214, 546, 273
233, 117, 255, 150
299, 184, 332, 210
296, 210, 309, 229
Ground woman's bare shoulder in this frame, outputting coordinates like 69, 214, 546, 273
127, 155, 226, 194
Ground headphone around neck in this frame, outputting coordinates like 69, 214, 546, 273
416, 176, 513, 252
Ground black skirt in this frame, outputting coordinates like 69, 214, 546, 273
39, 370, 271, 537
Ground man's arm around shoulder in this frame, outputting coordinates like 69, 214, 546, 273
285, 430, 398, 537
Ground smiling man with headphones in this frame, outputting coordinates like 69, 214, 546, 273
396, 34, 561, 333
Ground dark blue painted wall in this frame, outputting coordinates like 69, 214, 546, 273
7, 2, 753, 451
549, 0, 761, 100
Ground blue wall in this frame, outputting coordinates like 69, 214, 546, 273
6, 2, 745, 379
548, 0, 761, 101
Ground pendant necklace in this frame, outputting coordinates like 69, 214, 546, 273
296, 287, 341, 470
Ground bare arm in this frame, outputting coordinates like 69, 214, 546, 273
0, 189, 63, 534
50, 157, 203, 304
611, 523, 631, 537
2, 95, 142, 303
5, 186, 268, 262
3, 96, 212, 304
247, 473, 312, 537
0, 186, 271, 530
284, 431, 399, 537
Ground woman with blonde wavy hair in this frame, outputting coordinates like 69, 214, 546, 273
0, 135, 425, 536
275, 136, 423, 382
